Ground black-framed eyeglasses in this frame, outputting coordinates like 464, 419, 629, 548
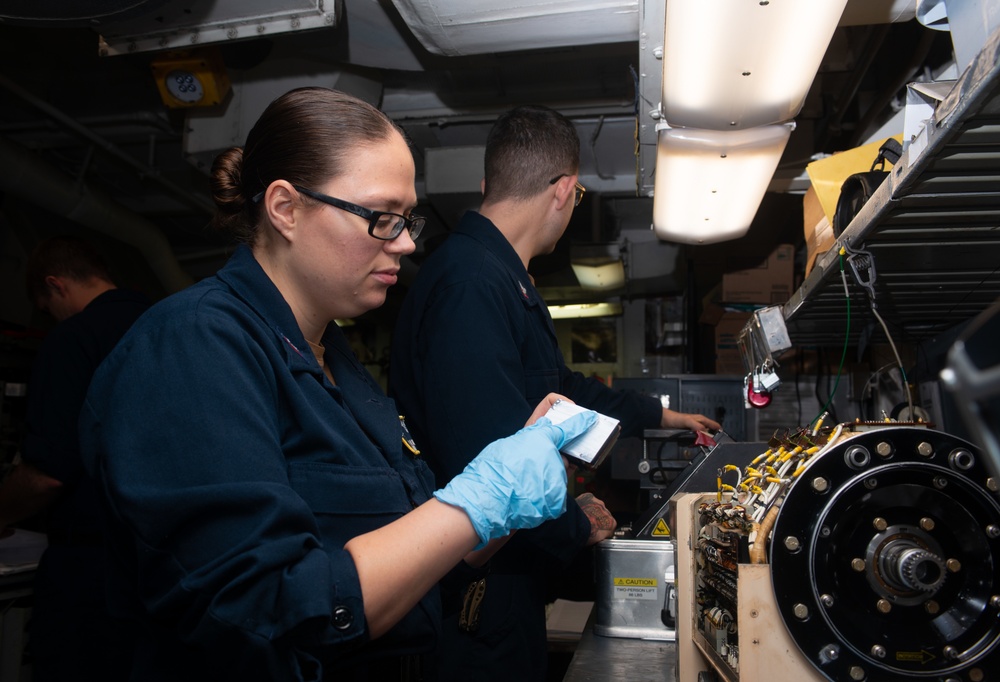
295, 185, 426, 241
548, 174, 586, 207
253, 185, 425, 241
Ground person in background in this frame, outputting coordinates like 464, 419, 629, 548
0, 235, 150, 681
390, 105, 721, 681
78, 87, 596, 682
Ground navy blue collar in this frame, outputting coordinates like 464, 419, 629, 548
214, 244, 329, 371
456, 211, 539, 306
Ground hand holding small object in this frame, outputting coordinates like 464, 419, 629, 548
434, 409, 598, 547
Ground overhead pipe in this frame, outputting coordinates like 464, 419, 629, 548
0, 134, 195, 294
0, 73, 214, 216
0, 111, 178, 138
817, 23, 892, 152
847, 27, 939, 148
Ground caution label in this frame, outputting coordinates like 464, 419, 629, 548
652, 518, 671, 536
613, 577, 658, 600
896, 650, 935, 664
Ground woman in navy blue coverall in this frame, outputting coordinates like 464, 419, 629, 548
78, 87, 596, 682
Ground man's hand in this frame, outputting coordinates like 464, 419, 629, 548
661, 408, 721, 433
576, 492, 616, 546
525, 393, 571, 427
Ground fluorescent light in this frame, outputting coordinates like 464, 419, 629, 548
571, 260, 626, 289
652, 124, 792, 245
661, 0, 849, 130
570, 242, 625, 289
548, 302, 624, 320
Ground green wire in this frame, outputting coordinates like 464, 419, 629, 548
810, 251, 851, 427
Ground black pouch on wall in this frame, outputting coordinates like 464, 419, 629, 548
832, 137, 903, 237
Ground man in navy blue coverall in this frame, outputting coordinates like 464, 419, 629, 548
0, 235, 149, 681
390, 105, 720, 681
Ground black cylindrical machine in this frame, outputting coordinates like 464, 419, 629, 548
770, 426, 1000, 681
678, 423, 1000, 682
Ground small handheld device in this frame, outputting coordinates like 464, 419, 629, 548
544, 399, 621, 470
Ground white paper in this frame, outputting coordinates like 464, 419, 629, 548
545, 400, 620, 465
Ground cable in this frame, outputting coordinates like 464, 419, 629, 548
811, 250, 851, 427
590, 115, 615, 181
750, 503, 780, 564
795, 351, 803, 426
861, 361, 898, 420
841, 243, 914, 420
871, 306, 914, 419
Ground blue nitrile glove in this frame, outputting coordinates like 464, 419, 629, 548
434, 410, 598, 548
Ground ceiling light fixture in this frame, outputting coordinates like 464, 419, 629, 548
661, 0, 850, 130
652, 0, 849, 245
548, 302, 624, 320
570, 242, 626, 290
652, 123, 794, 244
571, 261, 626, 289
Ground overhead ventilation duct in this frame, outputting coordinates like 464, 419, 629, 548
0, 135, 194, 294
390, 0, 639, 56
95, 0, 343, 56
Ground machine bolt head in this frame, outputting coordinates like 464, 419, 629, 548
946, 558, 961, 573
876, 441, 893, 458
849, 665, 866, 680
812, 476, 829, 492
784, 536, 801, 552
793, 603, 809, 620
852, 558, 866, 572
925, 600, 940, 615
876, 599, 892, 614
917, 441, 934, 457
919, 517, 935, 531
873, 517, 888, 532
